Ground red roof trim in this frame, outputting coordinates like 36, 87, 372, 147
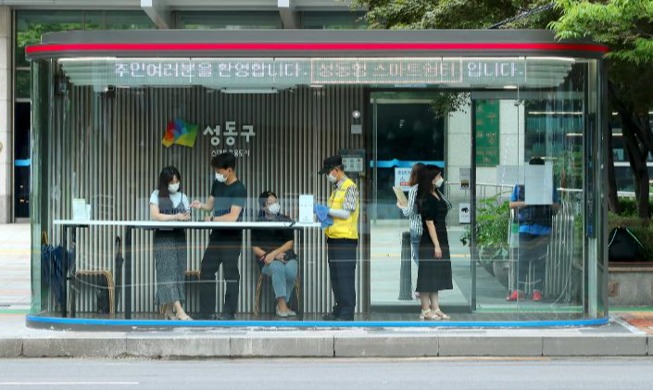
26, 42, 610, 55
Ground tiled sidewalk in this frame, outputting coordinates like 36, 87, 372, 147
0, 223, 30, 309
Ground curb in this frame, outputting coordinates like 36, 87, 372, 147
1, 333, 649, 359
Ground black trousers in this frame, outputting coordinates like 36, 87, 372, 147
516, 233, 550, 292
199, 231, 242, 316
327, 238, 358, 318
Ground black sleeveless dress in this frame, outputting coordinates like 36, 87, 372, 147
416, 192, 453, 293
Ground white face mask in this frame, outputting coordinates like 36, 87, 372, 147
215, 172, 227, 183
327, 173, 338, 183
435, 177, 445, 188
267, 202, 281, 215
168, 183, 180, 194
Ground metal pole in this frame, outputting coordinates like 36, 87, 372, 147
398, 231, 412, 300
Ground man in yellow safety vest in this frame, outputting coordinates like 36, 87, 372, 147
316, 155, 360, 321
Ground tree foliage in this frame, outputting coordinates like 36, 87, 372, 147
551, 0, 653, 219
351, 0, 653, 219
350, 0, 559, 29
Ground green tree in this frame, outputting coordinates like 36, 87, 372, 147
350, 0, 558, 29
550, 0, 653, 219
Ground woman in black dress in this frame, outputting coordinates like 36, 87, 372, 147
416, 165, 453, 320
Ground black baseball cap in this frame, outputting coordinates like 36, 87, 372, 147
318, 155, 342, 174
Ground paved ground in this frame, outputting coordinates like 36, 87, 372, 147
2, 222, 653, 358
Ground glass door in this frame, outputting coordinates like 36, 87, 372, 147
368, 92, 471, 311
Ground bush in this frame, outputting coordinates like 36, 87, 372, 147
616, 197, 653, 218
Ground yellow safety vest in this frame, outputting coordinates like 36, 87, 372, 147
325, 178, 359, 239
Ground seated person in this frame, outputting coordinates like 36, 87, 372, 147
251, 190, 298, 317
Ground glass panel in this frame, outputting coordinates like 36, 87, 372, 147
15, 70, 30, 99
84, 11, 155, 29
176, 11, 282, 29
369, 93, 452, 309
470, 61, 592, 319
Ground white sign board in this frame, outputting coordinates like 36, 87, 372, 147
524, 162, 553, 205
72, 198, 90, 220
394, 167, 413, 191
459, 202, 471, 224
298, 194, 314, 223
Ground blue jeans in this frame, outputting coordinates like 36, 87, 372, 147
410, 231, 421, 267
262, 259, 298, 303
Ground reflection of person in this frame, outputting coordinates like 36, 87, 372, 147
316, 155, 360, 321
416, 165, 453, 320
190, 152, 246, 320
252, 191, 298, 317
507, 157, 558, 302
149, 166, 192, 321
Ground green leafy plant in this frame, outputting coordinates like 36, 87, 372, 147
460, 194, 510, 255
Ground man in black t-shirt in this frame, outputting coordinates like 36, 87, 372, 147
190, 152, 246, 320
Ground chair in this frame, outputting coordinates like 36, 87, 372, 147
254, 270, 301, 316
74, 270, 116, 314
72, 236, 122, 316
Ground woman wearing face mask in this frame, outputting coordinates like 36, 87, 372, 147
415, 165, 453, 320
251, 191, 298, 317
149, 166, 192, 320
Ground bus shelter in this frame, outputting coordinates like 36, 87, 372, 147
25, 29, 609, 329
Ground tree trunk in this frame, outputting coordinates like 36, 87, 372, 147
606, 123, 620, 213
609, 81, 652, 220
621, 114, 651, 219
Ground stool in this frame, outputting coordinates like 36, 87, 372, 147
73, 270, 115, 315
254, 272, 301, 316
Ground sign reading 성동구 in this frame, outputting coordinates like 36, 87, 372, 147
100, 57, 529, 87
203, 120, 256, 158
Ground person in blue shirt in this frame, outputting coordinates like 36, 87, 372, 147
507, 157, 558, 302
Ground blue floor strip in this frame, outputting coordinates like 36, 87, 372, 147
26, 315, 609, 328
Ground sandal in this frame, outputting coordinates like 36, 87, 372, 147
175, 311, 193, 321
419, 309, 441, 321
432, 309, 450, 320
161, 304, 176, 320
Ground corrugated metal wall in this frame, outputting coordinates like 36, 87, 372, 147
47, 85, 367, 316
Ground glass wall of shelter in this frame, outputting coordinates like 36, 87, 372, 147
26, 30, 609, 327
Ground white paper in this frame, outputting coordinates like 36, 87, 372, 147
298, 194, 314, 223
72, 198, 87, 220
394, 167, 412, 191
524, 162, 553, 205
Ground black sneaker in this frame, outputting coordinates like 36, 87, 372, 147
219, 313, 236, 320
335, 315, 354, 321
322, 312, 339, 321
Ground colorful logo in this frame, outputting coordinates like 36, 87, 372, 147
162, 118, 198, 148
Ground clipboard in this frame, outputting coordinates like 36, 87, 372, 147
392, 186, 408, 207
